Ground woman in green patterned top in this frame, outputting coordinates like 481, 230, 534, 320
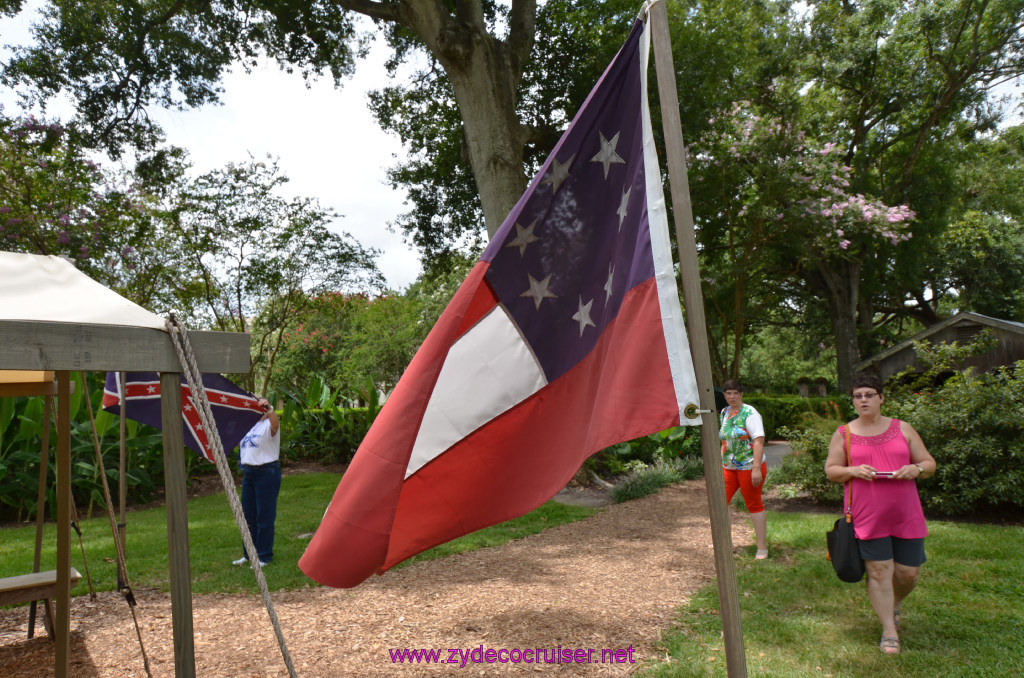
719, 379, 768, 559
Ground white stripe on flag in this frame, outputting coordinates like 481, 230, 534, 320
638, 19, 701, 426
406, 305, 548, 478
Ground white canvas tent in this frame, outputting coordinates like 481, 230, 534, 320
0, 251, 249, 678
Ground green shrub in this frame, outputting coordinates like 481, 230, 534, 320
743, 395, 854, 439
769, 422, 843, 503
594, 425, 703, 476
0, 373, 171, 522
886, 364, 1024, 515
277, 376, 380, 464
611, 457, 704, 503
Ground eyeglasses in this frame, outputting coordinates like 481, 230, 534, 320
852, 392, 879, 400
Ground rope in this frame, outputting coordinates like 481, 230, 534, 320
165, 316, 299, 678
68, 500, 96, 599
81, 372, 153, 678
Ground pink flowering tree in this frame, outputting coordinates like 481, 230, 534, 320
689, 101, 914, 386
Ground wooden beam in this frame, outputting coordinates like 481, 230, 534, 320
55, 372, 71, 678
0, 381, 59, 397
161, 372, 196, 678
0, 321, 250, 374
649, 3, 748, 676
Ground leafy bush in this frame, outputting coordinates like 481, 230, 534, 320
277, 376, 380, 464
886, 364, 1024, 515
769, 421, 844, 504
594, 425, 703, 476
611, 457, 704, 503
743, 395, 854, 439
0, 373, 171, 522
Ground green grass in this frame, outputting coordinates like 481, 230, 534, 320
0, 472, 598, 598
640, 511, 1024, 677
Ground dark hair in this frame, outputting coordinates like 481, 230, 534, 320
849, 374, 883, 396
722, 379, 743, 392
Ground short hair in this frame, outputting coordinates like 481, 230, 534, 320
849, 374, 883, 396
722, 379, 743, 392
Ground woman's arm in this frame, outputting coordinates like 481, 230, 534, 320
896, 421, 935, 480
750, 436, 765, 487
825, 426, 877, 483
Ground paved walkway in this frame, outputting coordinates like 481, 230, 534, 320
764, 440, 792, 469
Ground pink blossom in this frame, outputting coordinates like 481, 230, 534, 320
839, 239, 851, 250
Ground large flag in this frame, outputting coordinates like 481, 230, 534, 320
300, 17, 700, 588
102, 372, 263, 462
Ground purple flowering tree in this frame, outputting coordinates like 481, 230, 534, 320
689, 101, 913, 386
0, 112, 153, 292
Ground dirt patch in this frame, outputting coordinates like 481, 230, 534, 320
0, 480, 755, 677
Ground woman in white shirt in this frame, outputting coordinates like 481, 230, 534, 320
233, 397, 281, 566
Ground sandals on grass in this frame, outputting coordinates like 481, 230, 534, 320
880, 636, 900, 655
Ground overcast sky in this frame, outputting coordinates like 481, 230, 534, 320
1, 5, 422, 291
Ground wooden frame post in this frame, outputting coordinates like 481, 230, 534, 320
649, 2, 748, 676
29, 395, 53, 638
55, 372, 71, 678
160, 372, 196, 678
118, 371, 127, 589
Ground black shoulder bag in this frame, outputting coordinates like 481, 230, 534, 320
826, 425, 865, 583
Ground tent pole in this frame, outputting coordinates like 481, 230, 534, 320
28, 394, 53, 638
118, 371, 127, 589
55, 372, 71, 678
160, 371, 196, 678
648, 3, 748, 676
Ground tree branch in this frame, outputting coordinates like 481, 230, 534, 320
328, 0, 401, 23
507, 0, 537, 72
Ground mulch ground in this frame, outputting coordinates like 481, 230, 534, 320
0, 479, 757, 677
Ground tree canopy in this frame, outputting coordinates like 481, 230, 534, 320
3, 0, 1023, 392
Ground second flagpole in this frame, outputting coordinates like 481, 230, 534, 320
647, 1, 748, 676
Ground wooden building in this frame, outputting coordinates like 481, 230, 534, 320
855, 312, 1024, 382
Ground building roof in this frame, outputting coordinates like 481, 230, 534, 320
855, 311, 1024, 372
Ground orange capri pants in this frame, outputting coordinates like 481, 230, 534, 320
723, 462, 767, 514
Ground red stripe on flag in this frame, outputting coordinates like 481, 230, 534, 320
453, 276, 500, 339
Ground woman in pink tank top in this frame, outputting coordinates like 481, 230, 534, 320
825, 375, 936, 656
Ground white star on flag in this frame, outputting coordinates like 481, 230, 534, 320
604, 265, 615, 305
618, 187, 631, 230
572, 296, 596, 336
505, 221, 540, 257
520, 274, 557, 310
590, 131, 625, 179
541, 154, 574, 194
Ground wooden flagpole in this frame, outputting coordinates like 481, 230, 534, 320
648, 2, 748, 676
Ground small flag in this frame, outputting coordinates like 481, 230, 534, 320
102, 372, 263, 462
300, 17, 700, 588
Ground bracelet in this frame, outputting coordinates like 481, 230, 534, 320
914, 463, 924, 475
